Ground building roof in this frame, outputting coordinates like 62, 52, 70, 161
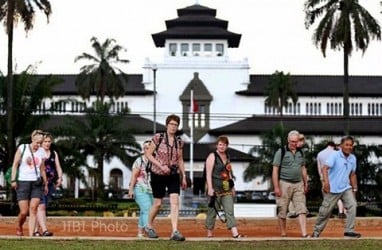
209, 115, 382, 136
39, 73, 382, 98
236, 75, 382, 97
50, 74, 152, 96
41, 114, 167, 134
151, 4, 241, 47
180, 72, 213, 102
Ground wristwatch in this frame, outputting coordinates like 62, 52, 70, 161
352, 188, 358, 192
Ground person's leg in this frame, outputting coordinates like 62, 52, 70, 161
169, 193, 180, 232
312, 193, 340, 236
277, 180, 290, 236
337, 199, 346, 218
28, 198, 40, 236
134, 187, 153, 236
341, 189, 358, 233
147, 173, 165, 231
167, 174, 184, 240
292, 182, 308, 236
16, 200, 29, 236
15, 181, 32, 236
147, 198, 162, 228
205, 198, 217, 237
220, 195, 240, 237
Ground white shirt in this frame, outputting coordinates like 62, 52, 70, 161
316, 146, 335, 180
17, 144, 46, 181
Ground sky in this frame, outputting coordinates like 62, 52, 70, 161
0, 0, 381, 76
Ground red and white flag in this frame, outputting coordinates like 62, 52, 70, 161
190, 89, 199, 113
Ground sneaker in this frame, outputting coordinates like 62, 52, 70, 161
170, 230, 185, 241
145, 227, 158, 238
311, 231, 320, 238
344, 232, 361, 238
338, 213, 347, 219
137, 233, 144, 239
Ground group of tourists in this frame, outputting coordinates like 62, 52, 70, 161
10, 116, 361, 240
128, 115, 361, 240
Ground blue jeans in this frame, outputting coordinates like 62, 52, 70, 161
134, 186, 153, 229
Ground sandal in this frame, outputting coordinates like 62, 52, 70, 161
33, 231, 41, 237
42, 231, 53, 236
233, 234, 244, 238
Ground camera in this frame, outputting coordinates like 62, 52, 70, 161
208, 195, 216, 208
169, 164, 178, 175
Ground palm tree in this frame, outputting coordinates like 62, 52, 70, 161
243, 124, 288, 183
55, 101, 140, 200
0, 65, 62, 162
304, 0, 381, 135
74, 37, 130, 103
0, 0, 52, 166
264, 71, 298, 129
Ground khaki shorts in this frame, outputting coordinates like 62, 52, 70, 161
276, 180, 307, 218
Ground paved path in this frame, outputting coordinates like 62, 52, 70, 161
1, 216, 381, 239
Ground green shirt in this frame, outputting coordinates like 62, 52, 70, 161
272, 147, 305, 183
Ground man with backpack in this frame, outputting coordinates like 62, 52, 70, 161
272, 130, 309, 238
144, 114, 187, 241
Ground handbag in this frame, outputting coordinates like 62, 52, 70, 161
5, 144, 26, 185
30, 146, 43, 187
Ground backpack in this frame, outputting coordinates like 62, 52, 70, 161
145, 132, 181, 173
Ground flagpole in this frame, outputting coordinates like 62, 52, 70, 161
190, 89, 194, 186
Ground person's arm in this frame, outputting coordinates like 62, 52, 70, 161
350, 171, 358, 193
206, 153, 215, 197
128, 160, 141, 198
301, 165, 308, 193
10, 146, 22, 189
144, 139, 170, 175
177, 147, 187, 189
40, 162, 49, 194
322, 165, 330, 193
54, 151, 63, 187
272, 165, 281, 197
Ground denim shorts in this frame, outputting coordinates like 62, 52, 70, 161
16, 181, 43, 201
40, 183, 55, 205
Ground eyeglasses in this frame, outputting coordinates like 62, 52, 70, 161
289, 140, 298, 143
168, 122, 179, 126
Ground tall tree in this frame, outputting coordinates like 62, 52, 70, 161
304, 0, 381, 135
74, 37, 130, 103
264, 71, 298, 129
0, 0, 52, 166
55, 101, 140, 200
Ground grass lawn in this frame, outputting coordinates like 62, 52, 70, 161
0, 239, 381, 250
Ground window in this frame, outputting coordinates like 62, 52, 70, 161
204, 43, 212, 56
169, 43, 177, 56
192, 43, 200, 56
216, 43, 224, 56
181, 43, 189, 56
